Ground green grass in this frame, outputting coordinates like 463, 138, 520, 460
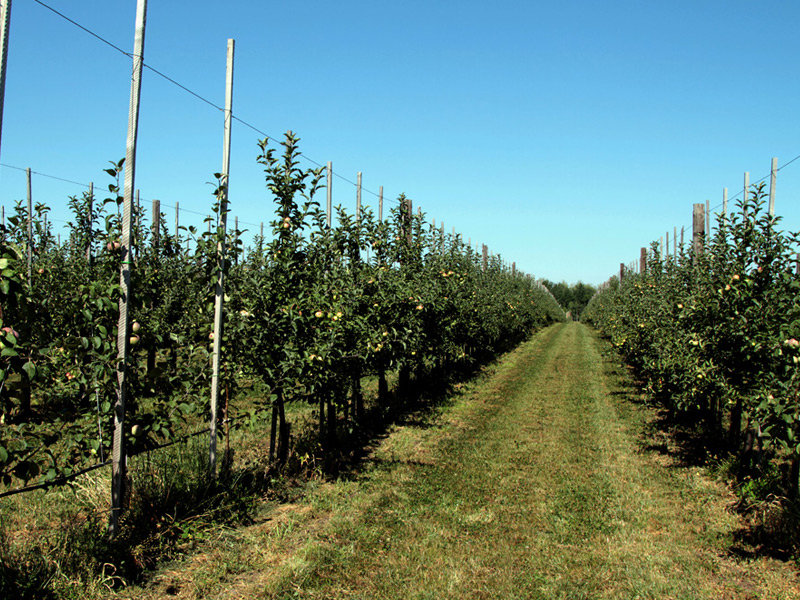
117, 323, 800, 599
0, 365, 438, 598
6, 323, 800, 599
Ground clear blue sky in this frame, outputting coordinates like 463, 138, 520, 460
1, 0, 799, 285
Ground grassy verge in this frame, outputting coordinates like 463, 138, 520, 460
118, 322, 800, 599
0, 361, 467, 597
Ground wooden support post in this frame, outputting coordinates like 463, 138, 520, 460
378, 185, 383, 222
706, 199, 710, 241
87, 182, 94, 263
405, 198, 413, 245
26, 167, 32, 287
743, 171, 749, 215
692, 203, 705, 256
151, 198, 160, 248
640, 247, 647, 273
209, 38, 234, 476
769, 156, 777, 217
326, 161, 332, 228
619, 263, 624, 282
174, 201, 179, 242
356, 171, 361, 222
723, 187, 728, 217
110, 0, 147, 539
482, 244, 488, 272
665, 231, 669, 258
135, 189, 141, 234
673, 226, 677, 260
0, 0, 12, 168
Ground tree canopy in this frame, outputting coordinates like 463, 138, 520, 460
541, 280, 596, 319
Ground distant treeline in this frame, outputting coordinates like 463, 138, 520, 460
540, 280, 596, 318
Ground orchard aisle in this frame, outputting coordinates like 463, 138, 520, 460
132, 323, 800, 600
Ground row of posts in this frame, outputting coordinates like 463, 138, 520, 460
0, 0, 532, 536
620, 159, 780, 281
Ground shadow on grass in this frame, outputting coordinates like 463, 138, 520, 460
319, 359, 486, 481
599, 345, 800, 565
0, 343, 509, 598
0, 438, 276, 599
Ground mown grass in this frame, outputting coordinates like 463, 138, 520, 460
0, 363, 457, 598
116, 322, 800, 600
6, 323, 800, 599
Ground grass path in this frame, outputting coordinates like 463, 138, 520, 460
130, 323, 800, 599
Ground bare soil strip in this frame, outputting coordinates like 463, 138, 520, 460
128, 323, 800, 600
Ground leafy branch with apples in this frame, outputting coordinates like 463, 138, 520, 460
0, 132, 564, 497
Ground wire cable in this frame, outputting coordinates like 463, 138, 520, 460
0, 163, 92, 188
30, 0, 132, 58
29, 0, 404, 206
25, 1, 800, 240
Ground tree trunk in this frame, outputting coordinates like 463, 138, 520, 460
398, 363, 411, 403
326, 396, 336, 447
378, 368, 388, 406
147, 346, 156, 374
728, 396, 743, 451
353, 367, 364, 424
269, 398, 278, 463
277, 393, 289, 465
319, 396, 325, 446
19, 376, 31, 419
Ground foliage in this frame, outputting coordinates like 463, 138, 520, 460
584, 183, 800, 497
0, 132, 564, 494
541, 279, 596, 319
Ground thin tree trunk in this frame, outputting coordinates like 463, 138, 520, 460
729, 397, 743, 451
269, 397, 278, 463
378, 368, 388, 406
147, 346, 156, 374
319, 396, 325, 446
326, 396, 336, 447
277, 392, 289, 465
353, 367, 364, 424
398, 363, 411, 403
18, 378, 31, 420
